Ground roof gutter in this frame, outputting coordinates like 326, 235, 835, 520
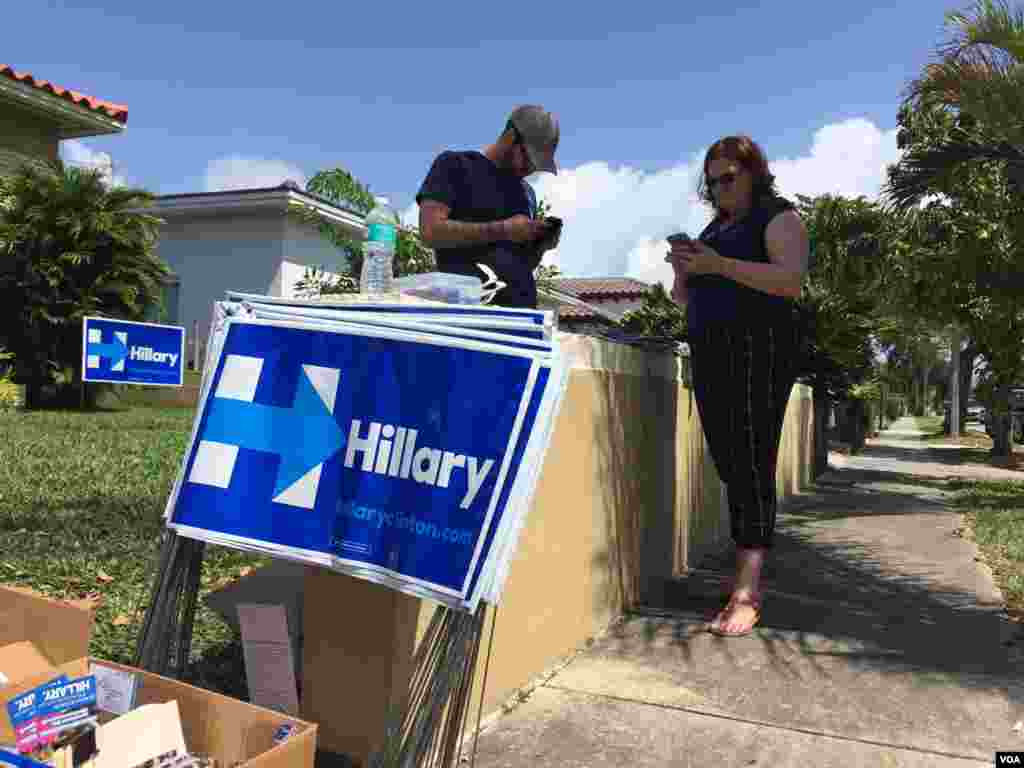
0, 77, 124, 138
137, 189, 367, 237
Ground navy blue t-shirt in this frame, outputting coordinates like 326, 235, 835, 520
416, 150, 539, 308
686, 195, 797, 332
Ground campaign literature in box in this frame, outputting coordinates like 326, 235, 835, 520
0, 587, 317, 767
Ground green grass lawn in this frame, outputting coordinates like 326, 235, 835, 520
914, 419, 1024, 468
951, 478, 1024, 617
911, 415, 945, 434
0, 404, 266, 697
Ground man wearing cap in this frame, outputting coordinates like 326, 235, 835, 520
416, 105, 561, 309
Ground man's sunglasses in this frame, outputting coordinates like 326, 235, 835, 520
509, 122, 536, 174
708, 171, 740, 190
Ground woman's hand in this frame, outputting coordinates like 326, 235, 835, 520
664, 243, 690, 305
667, 239, 724, 276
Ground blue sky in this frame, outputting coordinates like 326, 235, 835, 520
9, 0, 953, 284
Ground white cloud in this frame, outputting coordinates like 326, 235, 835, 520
400, 202, 419, 228
402, 118, 901, 289
770, 119, 901, 202
60, 140, 128, 187
203, 155, 307, 192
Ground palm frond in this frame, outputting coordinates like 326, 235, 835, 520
942, 0, 1024, 63
883, 132, 1024, 209
909, 61, 1024, 145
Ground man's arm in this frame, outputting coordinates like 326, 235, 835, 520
416, 152, 509, 248
419, 200, 545, 248
419, 200, 508, 248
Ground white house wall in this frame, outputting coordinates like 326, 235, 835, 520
280, 216, 352, 299
153, 212, 285, 356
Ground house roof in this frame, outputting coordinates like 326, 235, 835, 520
548, 277, 650, 300
0, 64, 128, 124
155, 182, 365, 218
141, 182, 366, 237
541, 276, 650, 325
538, 284, 622, 325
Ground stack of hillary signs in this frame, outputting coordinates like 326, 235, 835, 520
162, 292, 568, 613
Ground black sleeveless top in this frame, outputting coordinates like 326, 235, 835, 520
685, 195, 796, 332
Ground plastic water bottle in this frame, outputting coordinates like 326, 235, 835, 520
361, 195, 399, 295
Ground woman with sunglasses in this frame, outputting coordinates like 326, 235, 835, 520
666, 135, 810, 637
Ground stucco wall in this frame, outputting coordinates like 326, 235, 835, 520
279, 216, 351, 299
153, 213, 285, 360
152, 210, 351, 361
0, 104, 59, 176
302, 334, 816, 761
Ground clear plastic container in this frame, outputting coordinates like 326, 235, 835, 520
394, 272, 484, 304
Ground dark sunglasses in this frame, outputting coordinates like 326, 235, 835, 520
509, 123, 536, 174
708, 171, 739, 190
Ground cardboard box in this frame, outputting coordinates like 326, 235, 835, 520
0, 585, 317, 767
0, 641, 55, 687
0, 585, 93, 686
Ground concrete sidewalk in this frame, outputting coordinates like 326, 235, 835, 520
833, 416, 1024, 482
467, 418, 1024, 766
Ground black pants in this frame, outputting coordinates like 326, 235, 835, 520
689, 321, 800, 549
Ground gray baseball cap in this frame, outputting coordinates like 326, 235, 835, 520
509, 105, 559, 175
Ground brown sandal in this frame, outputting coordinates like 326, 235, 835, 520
708, 594, 761, 637
701, 581, 735, 620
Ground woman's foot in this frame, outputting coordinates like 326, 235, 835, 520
708, 592, 761, 637
708, 546, 766, 636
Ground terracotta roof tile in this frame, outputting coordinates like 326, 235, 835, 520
0, 65, 128, 124
549, 277, 649, 299
555, 306, 618, 323
558, 305, 598, 319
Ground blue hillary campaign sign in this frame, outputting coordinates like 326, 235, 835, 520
82, 316, 185, 387
225, 291, 553, 340
167, 317, 556, 608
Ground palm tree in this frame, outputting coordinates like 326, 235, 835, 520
886, 0, 1024, 208
0, 162, 169, 407
289, 166, 436, 295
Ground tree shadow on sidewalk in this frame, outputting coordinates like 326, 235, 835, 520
603, 456, 1024, 740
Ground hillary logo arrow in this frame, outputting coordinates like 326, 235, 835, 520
192, 358, 345, 509
86, 330, 128, 371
